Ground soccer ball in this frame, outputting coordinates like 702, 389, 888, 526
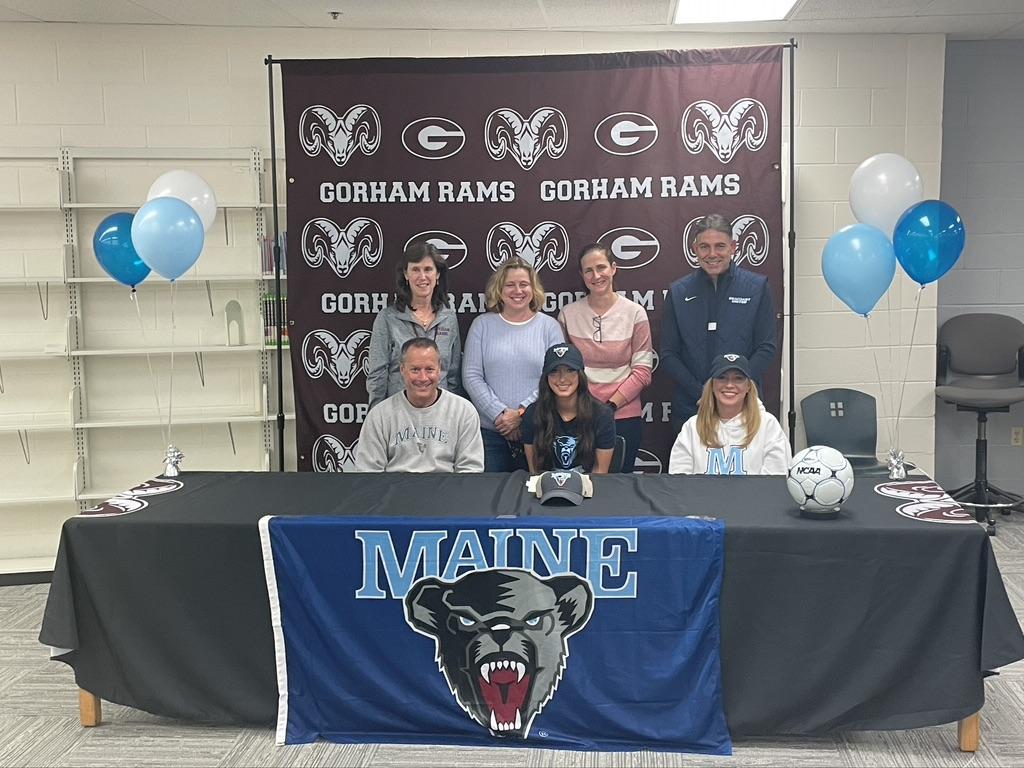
786, 445, 855, 513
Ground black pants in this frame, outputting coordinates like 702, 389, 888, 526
614, 417, 643, 474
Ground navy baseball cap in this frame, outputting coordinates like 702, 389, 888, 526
709, 353, 753, 380
542, 343, 585, 376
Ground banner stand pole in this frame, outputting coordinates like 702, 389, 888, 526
265, 54, 285, 472
786, 38, 798, 451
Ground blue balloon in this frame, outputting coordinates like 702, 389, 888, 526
130, 196, 204, 281
822, 223, 896, 317
893, 199, 965, 286
92, 212, 150, 289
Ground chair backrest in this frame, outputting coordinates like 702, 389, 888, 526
609, 435, 627, 473
938, 313, 1024, 376
800, 388, 877, 458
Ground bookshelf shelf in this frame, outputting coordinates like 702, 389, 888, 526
0, 146, 292, 574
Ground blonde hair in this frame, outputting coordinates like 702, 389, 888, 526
695, 377, 762, 449
484, 258, 546, 313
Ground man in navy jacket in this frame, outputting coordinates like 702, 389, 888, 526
661, 213, 777, 435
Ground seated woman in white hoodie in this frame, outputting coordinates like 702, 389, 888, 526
669, 354, 791, 475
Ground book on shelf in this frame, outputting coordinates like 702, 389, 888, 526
262, 288, 289, 349
261, 231, 288, 276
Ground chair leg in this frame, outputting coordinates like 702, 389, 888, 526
947, 409, 1024, 535
986, 483, 1024, 508
974, 423, 987, 508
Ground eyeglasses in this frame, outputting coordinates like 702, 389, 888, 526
592, 314, 602, 343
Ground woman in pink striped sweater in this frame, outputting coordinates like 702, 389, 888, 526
557, 244, 654, 472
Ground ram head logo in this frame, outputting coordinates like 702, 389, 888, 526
312, 434, 358, 473
484, 108, 568, 171
486, 222, 569, 272
80, 478, 184, 517
299, 104, 381, 167
874, 480, 974, 525
681, 98, 768, 164
302, 217, 383, 279
682, 214, 769, 269
302, 329, 371, 389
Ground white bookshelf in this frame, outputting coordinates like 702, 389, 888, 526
0, 146, 290, 574
70, 344, 263, 357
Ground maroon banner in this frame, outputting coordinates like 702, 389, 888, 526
281, 46, 783, 473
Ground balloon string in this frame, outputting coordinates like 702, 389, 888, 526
865, 316, 895, 449
168, 280, 176, 447
894, 285, 924, 449
883, 283, 896, 448
130, 289, 168, 447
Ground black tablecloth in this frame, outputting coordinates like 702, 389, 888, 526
39, 471, 1024, 735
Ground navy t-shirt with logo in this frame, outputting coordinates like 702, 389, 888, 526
521, 402, 616, 471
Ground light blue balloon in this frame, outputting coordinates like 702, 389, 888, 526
822, 223, 896, 317
893, 199, 965, 286
130, 196, 204, 281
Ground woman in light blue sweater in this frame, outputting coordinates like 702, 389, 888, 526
462, 258, 564, 472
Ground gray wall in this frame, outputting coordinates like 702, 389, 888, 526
937, 40, 1024, 493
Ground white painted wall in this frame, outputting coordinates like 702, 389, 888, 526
0, 22, 945, 572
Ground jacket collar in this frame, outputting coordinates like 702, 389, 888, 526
696, 262, 735, 291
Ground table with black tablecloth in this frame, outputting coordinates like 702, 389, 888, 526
39, 470, 1024, 744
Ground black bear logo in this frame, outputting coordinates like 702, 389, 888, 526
404, 568, 594, 738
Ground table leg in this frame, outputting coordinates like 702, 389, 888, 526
957, 711, 980, 752
79, 689, 102, 727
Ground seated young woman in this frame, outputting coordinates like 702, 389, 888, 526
522, 343, 616, 474
668, 353, 791, 475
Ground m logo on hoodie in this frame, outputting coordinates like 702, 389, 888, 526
706, 446, 745, 476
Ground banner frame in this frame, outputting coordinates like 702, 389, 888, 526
263, 42, 800, 465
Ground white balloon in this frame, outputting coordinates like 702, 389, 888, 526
848, 153, 923, 239
146, 170, 218, 232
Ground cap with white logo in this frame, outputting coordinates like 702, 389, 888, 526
542, 343, 585, 376
535, 470, 594, 505
708, 353, 753, 380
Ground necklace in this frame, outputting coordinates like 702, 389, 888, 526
412, 305, 434, 328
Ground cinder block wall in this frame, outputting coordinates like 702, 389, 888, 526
937, 40, 1024, 494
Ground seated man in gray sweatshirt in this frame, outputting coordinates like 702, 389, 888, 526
354, 337, 484, 472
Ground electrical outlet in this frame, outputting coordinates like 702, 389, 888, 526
1012, 427, 1024, 447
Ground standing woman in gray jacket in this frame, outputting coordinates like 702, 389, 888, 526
366, 241, 462, 409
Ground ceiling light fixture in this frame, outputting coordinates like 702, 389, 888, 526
673, 0, 798, 24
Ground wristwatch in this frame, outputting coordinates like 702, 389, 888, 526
608, 401, 618, 411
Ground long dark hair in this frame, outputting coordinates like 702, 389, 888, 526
532, 369, 598, 471
394, 241, 450, 312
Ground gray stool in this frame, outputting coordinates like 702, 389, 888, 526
936, 313, 1024, 535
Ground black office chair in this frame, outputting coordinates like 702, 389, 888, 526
609, 435, 627, 474
936, 313, 1024, 535
800, 388, 889, 475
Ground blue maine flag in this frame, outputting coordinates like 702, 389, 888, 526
259, 515, 730, 754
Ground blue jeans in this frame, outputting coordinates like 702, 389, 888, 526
481, 428, 528, 472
